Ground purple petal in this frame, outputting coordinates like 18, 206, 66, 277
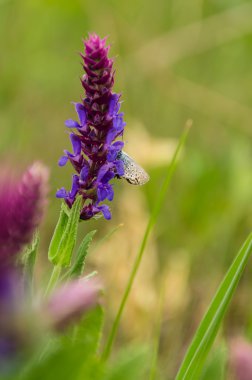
56, 188, 68, 199
69, 175, 79, 199
107, 152, 116, 162
106, 129, 118, 145
70, 133, 81, 156
80, 163, 89, 182
74, 103, 86, 127
113, 114, 126, 132
108, 94, 120, 117
58, 155, 68, 167
107, 141, 124, 162
107, 147, 118, 162
65, 119, 80, 129
106, 124, 125, 145
102, 171, 115, 184
112, 141, 124, 150
115, 160, 124, 176
97, 205, 111, 220
97, 164, 111, 182
106, 184, 114, 201
97, 185, 108, 202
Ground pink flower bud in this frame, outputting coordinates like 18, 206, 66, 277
229, 337, 252, 380
0, 162, 49, 268
44, 278, 101, 331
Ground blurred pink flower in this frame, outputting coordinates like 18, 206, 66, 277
44, 278, 101, 330
0, 162, 49, 268
229, 337, 252, 380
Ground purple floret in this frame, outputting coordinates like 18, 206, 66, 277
57, 34, 126, 220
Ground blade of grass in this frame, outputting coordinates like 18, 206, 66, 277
149, 282, 165, 380
93, 223, 124, 253
102, 121, 192, 360
175, 232, 252, 380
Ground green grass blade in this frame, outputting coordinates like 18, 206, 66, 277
102, 122, 191, 361
175, 233, 252, 380
149, 284, 165, 380
93, 223, 124, 253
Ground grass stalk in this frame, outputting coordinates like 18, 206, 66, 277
102, 121, 192, 360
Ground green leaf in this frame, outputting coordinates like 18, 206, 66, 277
175, 233, 252, 380
73, 305, 104, 355
50, 197, 82, 267
68, 230, 97, 278
22, 232, 40, 291
48, 202, 69, 263
19, 307, 104, 380
103, 347, 149, 380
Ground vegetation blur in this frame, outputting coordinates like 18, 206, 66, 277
1, 0, 252, 378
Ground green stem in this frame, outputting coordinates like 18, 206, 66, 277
149, 283, 165, 380
102, 121, 191, 361
45, 265, 62, 296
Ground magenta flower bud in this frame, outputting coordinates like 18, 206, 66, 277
44, 278, 101, 331
0, 162, 49, 268
229, 337, 252, 380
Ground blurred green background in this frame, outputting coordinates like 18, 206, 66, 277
1, 0, 252, 378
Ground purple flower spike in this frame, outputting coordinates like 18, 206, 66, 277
57, 34, 126, 220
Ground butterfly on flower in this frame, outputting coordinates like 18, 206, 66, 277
116, 151, 150, 186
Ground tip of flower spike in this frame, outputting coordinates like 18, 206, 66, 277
85, 33, 107, 47
27, 162, 49, 186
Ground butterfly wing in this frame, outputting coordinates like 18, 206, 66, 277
117, 151, 150, 185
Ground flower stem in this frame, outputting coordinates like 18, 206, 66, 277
102, 121, 192, 361
45, 265, 62, 296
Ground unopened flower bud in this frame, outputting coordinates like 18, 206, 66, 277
44, 278, 101, 331
0, 162, 49, 268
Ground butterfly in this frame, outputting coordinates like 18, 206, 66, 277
117, 151, 150, 185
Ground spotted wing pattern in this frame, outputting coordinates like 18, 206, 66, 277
117, 151, 150, 185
